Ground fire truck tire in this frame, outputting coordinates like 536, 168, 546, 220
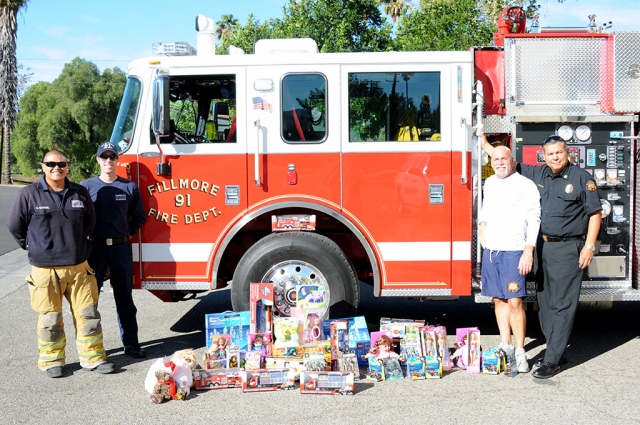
231, 232, 359, 318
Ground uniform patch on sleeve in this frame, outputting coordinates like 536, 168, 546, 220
586, 180, 597, 192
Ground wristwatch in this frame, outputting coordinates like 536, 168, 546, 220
584, 244, 596, 252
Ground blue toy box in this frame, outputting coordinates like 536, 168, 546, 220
322, 316, 371, 366
205, 310, 250, 351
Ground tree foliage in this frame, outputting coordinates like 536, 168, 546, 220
12, 58, 126, 181
0, 0, 28, 184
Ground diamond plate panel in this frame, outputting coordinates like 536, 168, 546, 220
504, 37, 606, 117
483, 115, 512, 134
613, 32, 640, 112
380, 288, 452, 297
142, 281, 211, 290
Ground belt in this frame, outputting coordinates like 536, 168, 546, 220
93, 236, 129, 246
542, 235, 585, 243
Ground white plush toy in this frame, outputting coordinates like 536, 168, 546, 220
144, 349, 198, 402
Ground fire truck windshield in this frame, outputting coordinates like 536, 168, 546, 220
109, 77, 142, 153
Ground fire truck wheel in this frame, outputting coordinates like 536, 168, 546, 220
231, 232, 359, 318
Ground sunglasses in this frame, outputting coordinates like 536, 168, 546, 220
100, 153, 118, 160
42, 161, 68, 168
543, 135, 564, 145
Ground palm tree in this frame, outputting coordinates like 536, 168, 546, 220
215, 14, 239, 40
378, 0, 412, 24
0, 0, 28, 185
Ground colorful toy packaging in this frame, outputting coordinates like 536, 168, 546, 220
434, 325, 452, 371
504, 354, 518, 378
322, 316, 371, 366
296, 284, 326, 311
240, 368, 296, 392
406, 356, 426, 380
249, 282, 274, 334
451, 327, 479, 370
265, 356, 305, 380
303, 352, 327, 372
300, 371, 355, 395
424, 356, 442, 379
365, 358, 383, 381
482, 348, 505, 375
337, 349, 360, 379
383, 357, 404, 380
192, 368, 243, 390
300, 371, 354, 395
202, 334, 231, 369
273, 316, 300, 348
466, 329, 481, 374
205, 310, 250, 351
329, 320, 349, 370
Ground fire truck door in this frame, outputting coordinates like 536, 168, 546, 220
245, 66, 341, 207
342, 63, 472, 296
136, 70, 248, 289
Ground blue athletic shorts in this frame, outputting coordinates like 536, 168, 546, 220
481, 249, 527, 299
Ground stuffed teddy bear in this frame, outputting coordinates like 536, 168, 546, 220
149, 370, 186, 404
144, 349, 198, 403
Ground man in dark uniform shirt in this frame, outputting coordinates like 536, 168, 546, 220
82, 142, 147, 359
480, 133, 602, 378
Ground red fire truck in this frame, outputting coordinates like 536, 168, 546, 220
110, 8, 640, 316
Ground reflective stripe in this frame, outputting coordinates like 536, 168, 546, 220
76, 333, 107, 366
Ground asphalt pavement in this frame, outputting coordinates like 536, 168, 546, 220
1, 185, 640, 424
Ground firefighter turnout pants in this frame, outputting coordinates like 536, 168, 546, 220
27, 261, 108, 371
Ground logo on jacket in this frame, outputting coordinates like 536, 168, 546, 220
71, 200, 84, 208
115, 194, 127, 201
586, 180, 597, 192
565, 184, 574, 194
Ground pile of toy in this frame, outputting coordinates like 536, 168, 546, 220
144, 282, 518, 402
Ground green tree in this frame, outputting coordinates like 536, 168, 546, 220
378, 0, 412, 24
215, 14, 239, 40
216, 14, 279, 55
0, 0, 28, 184
395, 0, 495, 51
276, 0, 393, 52
12, 58, 126, 181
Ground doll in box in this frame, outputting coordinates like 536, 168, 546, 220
364, 335, 402, 361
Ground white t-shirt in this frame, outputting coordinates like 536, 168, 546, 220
478, 172, 541, 251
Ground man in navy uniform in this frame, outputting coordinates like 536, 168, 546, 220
82, 142, 147, 358
480, 132, 602, 378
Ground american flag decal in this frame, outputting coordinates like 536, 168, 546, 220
252, 97, 270, 111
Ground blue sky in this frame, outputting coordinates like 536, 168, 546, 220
16, 0, 640, 84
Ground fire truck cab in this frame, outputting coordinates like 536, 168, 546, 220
110, 11, 640, 316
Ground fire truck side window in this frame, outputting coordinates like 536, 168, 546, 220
348, 72, 440, 142
281, 73, 327, 143
162, 74, 236, 144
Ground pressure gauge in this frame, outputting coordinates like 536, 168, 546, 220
594, 169, 605, 180
600, 199, 611, 218
557, 125, 574, 141
575, 125, 591, 141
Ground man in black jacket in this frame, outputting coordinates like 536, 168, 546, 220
7, 150, 114, 378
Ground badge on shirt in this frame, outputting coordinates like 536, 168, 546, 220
115, 194, 127, 201
586, 180, 597, 192
565, 184, 574, 194
71, 200, 84, 208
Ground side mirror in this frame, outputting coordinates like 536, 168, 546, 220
152, 75, 170, 136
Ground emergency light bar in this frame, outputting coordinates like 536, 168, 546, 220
152, 42, 196, 56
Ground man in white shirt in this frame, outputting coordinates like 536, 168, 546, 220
479, 146, 541, 373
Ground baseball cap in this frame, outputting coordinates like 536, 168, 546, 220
97, 142, 118, 157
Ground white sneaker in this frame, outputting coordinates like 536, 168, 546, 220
516, 352, 530, 373
498, 343, 515, 357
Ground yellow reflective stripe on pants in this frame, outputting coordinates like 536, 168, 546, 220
76, 332, 107, 368
37, 336, 66, 369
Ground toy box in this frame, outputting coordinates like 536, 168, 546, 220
419, 326, 437, 358
303, 352, 327, 372
466, 329, 481, 374
365, 358, 383, 381
482, 348, 505, 375
248, 332, 271, 356
383, 357, 404, 380
296, 284, 326, 311
249, 282, 274, 334
300, 371, 354, 395
451, 327, 479, 370
406, 356, 425, 380
265, 356, 305, 380
205, 311, 250, 351
299, 308, 325, 344
244, 350, 264, 370
329, 320, 349, 370
273, 316, 300, 348
379, 317, 425, 340
202, 334, 231, 369
400, 325, 423, 360
193, 368, 243, 390
337, 350, 360, 379
241, 368, 296, 392
504, 354, 518, 378
433, 325, 452, 371
424, 356, 442, 379
322, 316, 371, 366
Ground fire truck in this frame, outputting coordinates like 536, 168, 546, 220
109, 8, 640, 317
